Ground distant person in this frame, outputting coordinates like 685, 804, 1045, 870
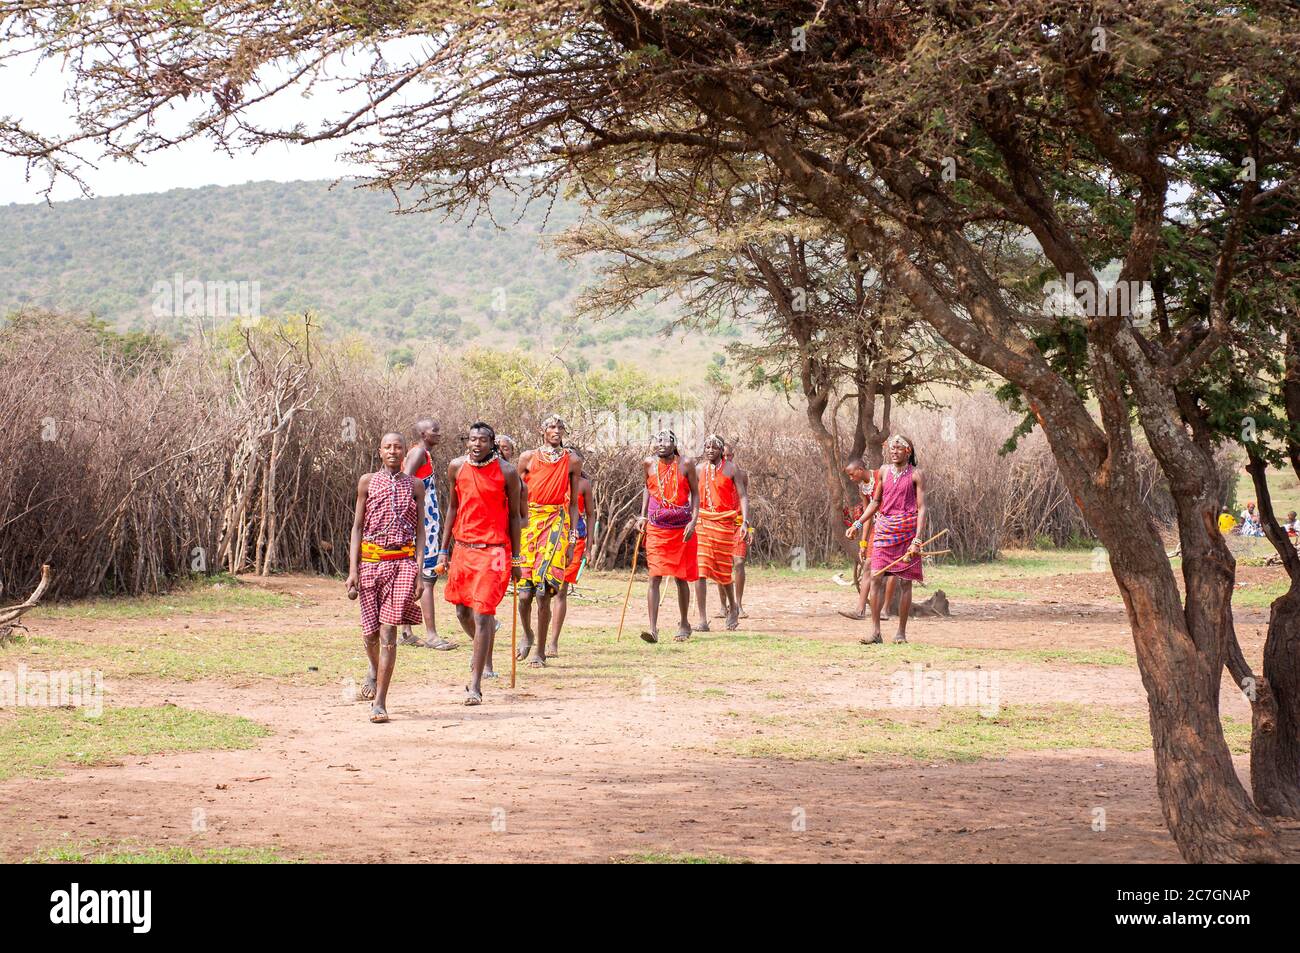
515, 415, 582, 667
839, 457, 882, 622
346, 432, 429, 723
1285, 511, 1299, 542
1218, 508, 1238, 534
1240, 501, 1264, 537
722, 441, 752, 619
861, 434, 927, 646
694, 435, 748, 631
399, 418, 456, 650
636, 429, 699, 643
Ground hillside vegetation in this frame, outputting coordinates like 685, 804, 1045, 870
0, 179, 736, 370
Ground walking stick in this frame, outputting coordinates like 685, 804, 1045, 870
616, 530, 643, 641
871, 528, 949, 579
510, 586, 518, 689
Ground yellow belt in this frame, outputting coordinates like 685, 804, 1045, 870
361, 541, 415, 562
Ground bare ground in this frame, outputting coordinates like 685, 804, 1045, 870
2, 566, 1295, 863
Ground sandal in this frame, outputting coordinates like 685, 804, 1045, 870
464, 686, 483, 706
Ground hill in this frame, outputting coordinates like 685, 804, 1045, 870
0, 179, 738, 371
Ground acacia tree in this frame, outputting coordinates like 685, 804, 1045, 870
556, 160, 971, 549
5, 0, 1299, 862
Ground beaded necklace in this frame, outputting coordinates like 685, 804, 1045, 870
655, 456, 680, 504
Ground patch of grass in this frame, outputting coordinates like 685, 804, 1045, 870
1232, 579, 1292, 609
617, 851, 751, 864
0, 706, 270, 781
25, 842, 294, 864
34, 575, 292, 621
719, 703, 1250, 763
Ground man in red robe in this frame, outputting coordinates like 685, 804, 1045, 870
635, 429, 699, 643
435, 422, 524, 704
694, 434, 748, 631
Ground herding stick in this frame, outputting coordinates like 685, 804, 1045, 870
616, 530, 643, 641
510, 586, 518, 689
871, 528, 950, 579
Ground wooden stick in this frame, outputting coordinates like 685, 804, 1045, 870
510, 586, 518, 689
871, 529, 949, 579
616, 530, 643, 641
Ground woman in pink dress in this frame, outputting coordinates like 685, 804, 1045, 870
860, 434, 928, 644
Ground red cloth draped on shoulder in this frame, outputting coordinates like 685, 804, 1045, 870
697, 462, 741, 584
444, 458, 511, 615
523, 453, 571, 505
645, 458, 698, 581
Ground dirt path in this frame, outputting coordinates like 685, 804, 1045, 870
1, 569, 1291, 863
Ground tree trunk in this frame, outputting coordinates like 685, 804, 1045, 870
1054, 439, 1281, 862
1252, 584, 1300, 816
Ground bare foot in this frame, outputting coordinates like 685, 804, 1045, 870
369, 703, 389, 723
359, 673, 377, 700
725, 605, 740, 631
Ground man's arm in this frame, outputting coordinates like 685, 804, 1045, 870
436, 459, 461, 572
682, 457, 699, 540
411, 480, 427, 597
402, 445, 423, 478
733, 465, 750, 530
503, 462, 524, 579
635, 458, 650, 531
565, 452, 581, 558
908, 469, 927, 557
347, 474, 370, 593
581, 479, 596, 552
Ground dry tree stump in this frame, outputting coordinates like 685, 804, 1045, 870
0, 564, 51, 646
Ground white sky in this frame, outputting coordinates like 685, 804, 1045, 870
0, 49, 366, 205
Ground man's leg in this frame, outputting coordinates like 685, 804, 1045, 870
516, 586, 536, 660
361, 631, 379, 700
733, 557, 747, 616
549, 582, 569, 656
466, 609, 494, 703
531, 591, 552, 665
722, 581, 739, 629
693, 579, 710, 630
420, 577, 454, 649
644, 575, 662, 642
865, 574, 885, 644
895, 580, 913, 643
371, 623, 397, 722
673, 578, 692, 640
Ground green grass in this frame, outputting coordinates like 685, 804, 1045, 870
1231, 579, 1293, 609
0, 706, 270, 781
719, 703, 1251, 763
25, 843, 294, 864
34, 575, 292, 621
1234, 468, 1300, 523
617, 851, 751, 864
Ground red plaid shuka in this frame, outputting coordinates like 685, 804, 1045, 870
358, 469, 422, 636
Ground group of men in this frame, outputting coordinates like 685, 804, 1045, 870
344, 418, 751, 721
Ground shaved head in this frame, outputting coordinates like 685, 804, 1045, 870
381, 432, 405, 446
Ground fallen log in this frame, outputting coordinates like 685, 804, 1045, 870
0, 564, 52, 641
